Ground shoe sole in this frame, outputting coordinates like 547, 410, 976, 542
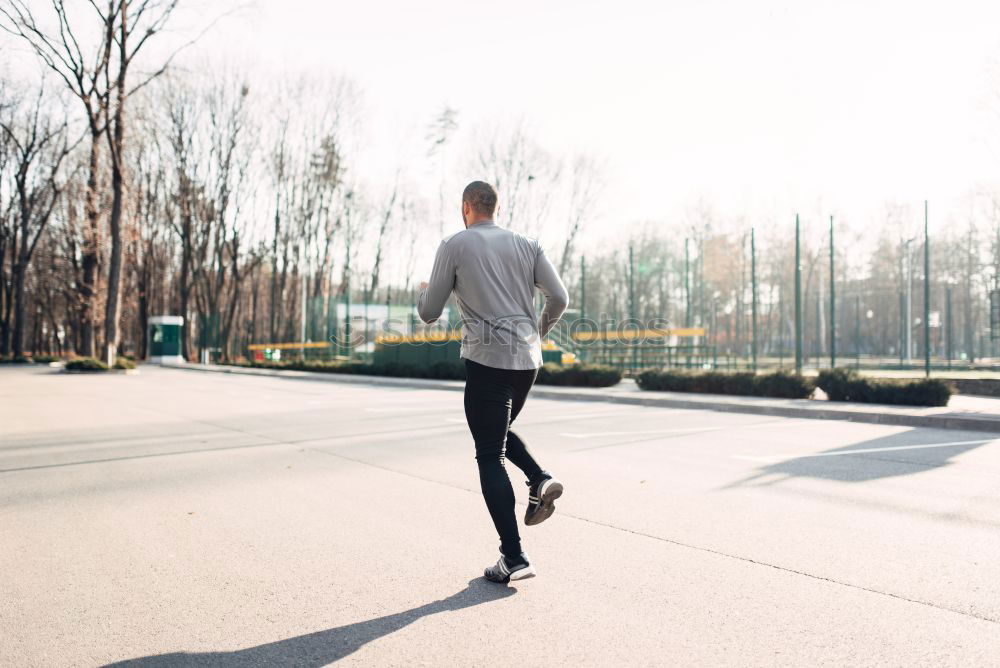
484, 565, 537, 583
525, 479, 563, 526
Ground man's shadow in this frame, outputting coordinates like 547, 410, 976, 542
104, 578, 515, 667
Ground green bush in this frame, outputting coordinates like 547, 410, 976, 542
238, 359, 465, 380
234, 359, 621, 387
356, 360, 466, 380
636, 369, 813, 399
536, 363, 622, 387
113, 357, 137, 370
754, 371, 819, 399
65, 357, 109, 372
31, 354, 60, 363
0, 355, 32, 364
816, 368, 951, 407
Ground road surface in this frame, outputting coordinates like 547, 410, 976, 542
2, 364, 998, 666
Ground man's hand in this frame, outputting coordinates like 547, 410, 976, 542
419, 281, 429, 291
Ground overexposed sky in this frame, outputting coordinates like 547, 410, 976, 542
7, 0, 999, 248
195, 0, 1000, 242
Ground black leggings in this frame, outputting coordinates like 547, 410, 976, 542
464, 359, 548, 559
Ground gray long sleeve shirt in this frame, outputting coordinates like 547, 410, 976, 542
417, 221, 569, 370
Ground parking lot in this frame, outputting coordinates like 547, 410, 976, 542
2, 364, 999, 666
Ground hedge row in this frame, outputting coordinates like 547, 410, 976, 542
1, 354, 69, 364
63, 356, 136, 371
815, 368, 952, 407
0, 355, 33, 364
635, 367, 952, 406
536, 363, 621, 387
236, 360, 622, 387
635, 370, 813, 399
65, 357, 109, 371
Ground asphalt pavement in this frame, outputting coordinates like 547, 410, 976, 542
2, 364, 999, 666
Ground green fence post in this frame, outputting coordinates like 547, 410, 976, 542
794, 214, 803, 374
629, 245, 637, 373
751, 227, 758, 371
815, 287, 821, 366
778, 295, 785, 370
829, 215, 836, 369
385, 289, 391, 342
855, 294, 861, 369
899, 292, 905, 367
684, 238, 691, 328
410, 288, 416, 335
344, 274, 351, 360
946, 285, 953, 370
924, 200, 930, 377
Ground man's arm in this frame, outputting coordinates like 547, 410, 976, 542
534, 245, 569, 337
417, 240, 457, 324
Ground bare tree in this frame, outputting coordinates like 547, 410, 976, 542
162, 79, 203, 359
426, 106, 457, 237
558, 154, 603, 275
1, 0, 202, 363
1, 1, 114, 357
473, 121, 560, 237
0, 78, 13, 354
196, 74, 255, 361
369, 173, 399, 297
0, 83, 74, 357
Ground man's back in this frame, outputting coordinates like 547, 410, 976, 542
417, 220, 568, 370
419, 181, 568, 584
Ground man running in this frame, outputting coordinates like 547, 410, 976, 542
418, 180, 569, 584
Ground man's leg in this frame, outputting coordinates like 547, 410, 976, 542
464, 360, 522, 560
503, 367, 550, 486
500, 365, 563, 527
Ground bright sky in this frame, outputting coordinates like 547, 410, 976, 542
195, 0, 1000, 244
8, 0, 998, 248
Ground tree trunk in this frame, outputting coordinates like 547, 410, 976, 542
179, 245, 191, 360
79, 135, 101, 358
102, 2, 129, 366
0, 235, 10, 357
269, 195, 281, 343
103, 158, 124, 364
965, 226, 975, 364
177, 197, 193, 361
11, 258, 26, 357
138, 259, 149, 360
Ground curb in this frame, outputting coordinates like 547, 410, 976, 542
160, 363, 1000, 435
526, 389, 1000, 433
61, 368, 140, 375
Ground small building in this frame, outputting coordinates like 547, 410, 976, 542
148, 316, 184, 364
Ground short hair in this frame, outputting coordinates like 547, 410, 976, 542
462, 181, 499, 216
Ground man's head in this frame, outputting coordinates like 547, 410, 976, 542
461, 181, 499, 227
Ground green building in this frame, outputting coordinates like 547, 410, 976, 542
148, 315, 184, 363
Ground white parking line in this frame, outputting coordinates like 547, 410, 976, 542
444, 409, 648, 426
557, 418, 796, 439
733, 438, 996, 463
736, 419, 828, 429
527, 408, 660, 421
560, 427, 719, 438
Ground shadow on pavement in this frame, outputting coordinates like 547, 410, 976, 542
727, 429, 995, 486
103, 578, 515, 667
